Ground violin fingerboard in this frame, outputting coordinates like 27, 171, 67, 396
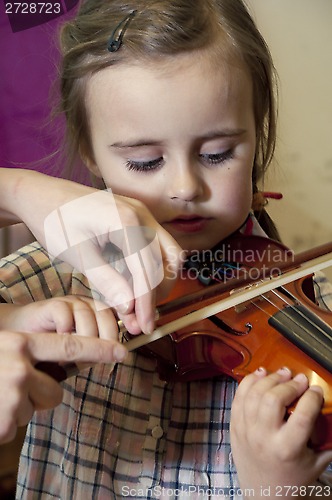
268, 305, 332, 373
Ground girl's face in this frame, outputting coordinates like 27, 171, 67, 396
86, 52, 256, 252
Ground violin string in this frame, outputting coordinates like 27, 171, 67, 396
226, 265, 332, 341
260, 287, 332, 341
249, 292, 332, 354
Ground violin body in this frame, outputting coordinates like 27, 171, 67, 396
137, 233, 332, 451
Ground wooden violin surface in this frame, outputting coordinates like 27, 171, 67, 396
135, 233, 332, 451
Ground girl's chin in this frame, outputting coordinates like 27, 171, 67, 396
174, 232, 226, 253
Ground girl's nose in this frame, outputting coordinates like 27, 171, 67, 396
167, 162, 204, 202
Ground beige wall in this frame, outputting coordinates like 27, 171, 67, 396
246, 0, 332, 277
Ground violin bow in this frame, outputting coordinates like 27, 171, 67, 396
126, 244, 332, 351
35, 242, 332, 382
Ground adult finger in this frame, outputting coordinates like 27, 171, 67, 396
28, 368, 64, 410
157, 227, 185, 298
28, 331, 128, 365
76, 246, 135, 314
132, 227, 184, 334
0, 371, 35, 442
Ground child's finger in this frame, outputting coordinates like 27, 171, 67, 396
70, 299, 100, 337
0, 372, 35, 442
45, 298, 98, 337
0, 396, 34, 444
95, 307, 121, 341
36, 299, 75, 334
234, 367, 268, 398
48, 297, 118, 339
255, 372, 310, 429
235, 368, 292, 423
232, 367, 268, 422
70, 297, 120, 340
281, 384, 324, 452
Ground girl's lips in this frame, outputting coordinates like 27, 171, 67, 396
165, 216, 211, 233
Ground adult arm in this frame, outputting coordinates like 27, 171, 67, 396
0, 168, 183, 334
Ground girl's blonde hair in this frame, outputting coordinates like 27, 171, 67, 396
59, 0, 280, 238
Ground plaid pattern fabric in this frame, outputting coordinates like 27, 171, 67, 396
0, 242, 241, 499
17, 358, 239, 499
0, 227, 331, 499
0, 241, 93, 304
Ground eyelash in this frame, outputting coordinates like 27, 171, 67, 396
125, 149, 234, 173
125, 157, 163, 173
199, 149, 234, 165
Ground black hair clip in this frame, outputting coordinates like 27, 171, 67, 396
107, 10, 136, 52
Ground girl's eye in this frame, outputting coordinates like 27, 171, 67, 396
125, 157, 163, 172
199, 149, 234, 165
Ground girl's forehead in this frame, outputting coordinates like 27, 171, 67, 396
86, 48, 251, 105
85, 50, 254, 145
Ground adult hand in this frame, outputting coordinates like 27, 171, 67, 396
42, 191, 183, 335
1, 169, 184, 334
0, 330, 127, 444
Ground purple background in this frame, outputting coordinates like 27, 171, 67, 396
0, 0, 87, 180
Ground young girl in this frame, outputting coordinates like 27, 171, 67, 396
1, 0, 332, 497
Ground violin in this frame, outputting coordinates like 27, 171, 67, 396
124, 233, 332, 452
37, 233, 332, 451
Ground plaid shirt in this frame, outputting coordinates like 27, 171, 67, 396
1, 219, 331, 499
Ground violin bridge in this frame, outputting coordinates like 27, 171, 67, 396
230, 283, 266, 313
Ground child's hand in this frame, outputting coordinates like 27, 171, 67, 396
0, 329, 127, 444
230, 367, 332, 496
1, 297, 119, 341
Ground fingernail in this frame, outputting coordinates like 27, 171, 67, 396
114, 344, 128, 362
309, 385, 324, 396
143, 320, 155, 335
277, 366, 292, 375
293, 373, 308, 383
255, 367, 266, 375
113, 295, 130, 314
117, 303, 130, 314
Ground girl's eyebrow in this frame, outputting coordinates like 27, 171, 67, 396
110, 128, 247, 149
201, 128, 247, 140
110, 139, 162, 149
